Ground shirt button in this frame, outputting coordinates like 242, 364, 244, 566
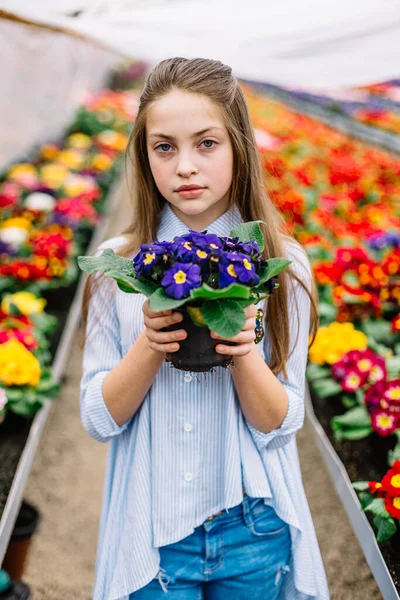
184, 423, 193, 432
184, 374, 193, 383
184, 472, 193, 482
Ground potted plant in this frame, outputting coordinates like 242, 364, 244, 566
78, 221, 291, 372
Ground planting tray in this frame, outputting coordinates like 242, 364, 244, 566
305, 385, 400, 599
0, 177, 124, 564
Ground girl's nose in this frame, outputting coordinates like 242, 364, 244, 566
176, 154, 198, 178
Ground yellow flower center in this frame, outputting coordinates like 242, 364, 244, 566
377, 414, 394, 429
357, 359, 372, 372
196, 250, 207, 259
390, 474, 400, 488
184, 242, 192, 250
387, 387, 400, 400
174, 271, 187, 284
376, 483, 382, 489
243, 258, 252, 270
144, 253, 156, 265
394, 498, 400, 509
346, 374, 361, 388
227, 264, 237, 278
210, 244, 218, 249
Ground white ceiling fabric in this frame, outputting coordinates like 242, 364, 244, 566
1, 0, 400, 89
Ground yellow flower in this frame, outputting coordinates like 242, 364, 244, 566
57, 149, 85, 169
90, 153, 113, 171
308, 322, 368, 365
40, 164, 69, 189
0, 340, 41, 387
1, 292, 46, 315
8, 163, 37, 179
40, 144, 60, 160
63, 174, 94, 197
97, 130, 127, 152
67, 133, 92, 150
1, 217, 32, 231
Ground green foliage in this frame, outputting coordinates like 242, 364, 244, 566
201, 299, 246, 338
229, 221, 265, 252
77, 249, 134, 276
331, 406, 372, 441
312, 378, 342, 398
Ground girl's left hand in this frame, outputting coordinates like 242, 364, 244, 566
210, 304, 257, 357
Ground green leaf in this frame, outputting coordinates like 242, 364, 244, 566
389, 441, 400, 466
77, 249, 134, 276
11, 400, 37, 417
201, 299, 246, 338
312, 379, 342, 398
2, 387, 24, 402
342, 395, 357, 410
387, 356, 400, 378
106, 271, 157, 297
338, 427, 373, 440
361, 320, 391, 343
365, 498, 389, 518
358, 491, 375, 509
318, 302, 338, 322
374, 515, 397, 542
306, 363, 330, 381
190, 282, 250, 301
258, 258, 292, 284
331, 406, 371, 429
352, 481, 369, 491
148, 288, 188, 312
229, 221, 265, 252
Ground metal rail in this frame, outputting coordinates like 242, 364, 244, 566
0, 177, 124, 564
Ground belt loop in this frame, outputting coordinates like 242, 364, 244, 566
241, 494, 253, 527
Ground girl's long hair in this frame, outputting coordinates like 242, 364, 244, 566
82, 57, 318, 376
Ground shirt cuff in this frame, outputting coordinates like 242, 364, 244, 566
81, 371, 131, 442
246, 386, 304, 452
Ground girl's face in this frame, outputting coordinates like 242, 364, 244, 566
146, 89, 234, 230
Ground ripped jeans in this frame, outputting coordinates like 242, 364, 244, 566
131, 495, 291, 599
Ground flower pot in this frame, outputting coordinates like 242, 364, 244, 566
163, 305, 236, 372
2, 502, 40, 581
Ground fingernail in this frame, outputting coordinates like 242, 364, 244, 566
173, 313, 182, 322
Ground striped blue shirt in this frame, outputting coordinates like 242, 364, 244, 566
80, 203, 329, 600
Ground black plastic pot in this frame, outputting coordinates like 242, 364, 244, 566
163, 305, 236, 372
2, 502, 40, 581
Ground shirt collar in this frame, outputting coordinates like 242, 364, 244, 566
156, 202, 242, 242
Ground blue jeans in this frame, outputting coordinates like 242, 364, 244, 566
131, 495, 291, 599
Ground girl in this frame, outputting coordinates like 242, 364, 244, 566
81, 57, 330, 600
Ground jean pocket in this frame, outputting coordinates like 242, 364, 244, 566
247, 500, 289, 538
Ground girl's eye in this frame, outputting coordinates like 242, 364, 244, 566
201, 140, 215, 149
156, 143, 173, 153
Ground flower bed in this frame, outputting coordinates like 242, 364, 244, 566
242, 85, 400, 585
0, 89, 139, 423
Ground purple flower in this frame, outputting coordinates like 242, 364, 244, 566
0, 240, 16, 256
218, 252, 260, 287
134, 242, 173, 276
161, 263, 201, 299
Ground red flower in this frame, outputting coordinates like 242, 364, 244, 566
381, 462, 400, 497
368, 481, 384, 497
384, 495, 400, 519
392, 314, 400, 333
370, 411, 398, 437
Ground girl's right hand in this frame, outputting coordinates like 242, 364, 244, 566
142, 300, 187, 354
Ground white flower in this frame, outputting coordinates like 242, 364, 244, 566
25, 192, 56, 212
0, 227, 29, 247
0, 388, 8, 411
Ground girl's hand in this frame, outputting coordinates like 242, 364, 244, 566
210, 304, 257, 357
142, 300, 187, 354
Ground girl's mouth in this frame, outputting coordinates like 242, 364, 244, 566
176, 188, 205, 198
